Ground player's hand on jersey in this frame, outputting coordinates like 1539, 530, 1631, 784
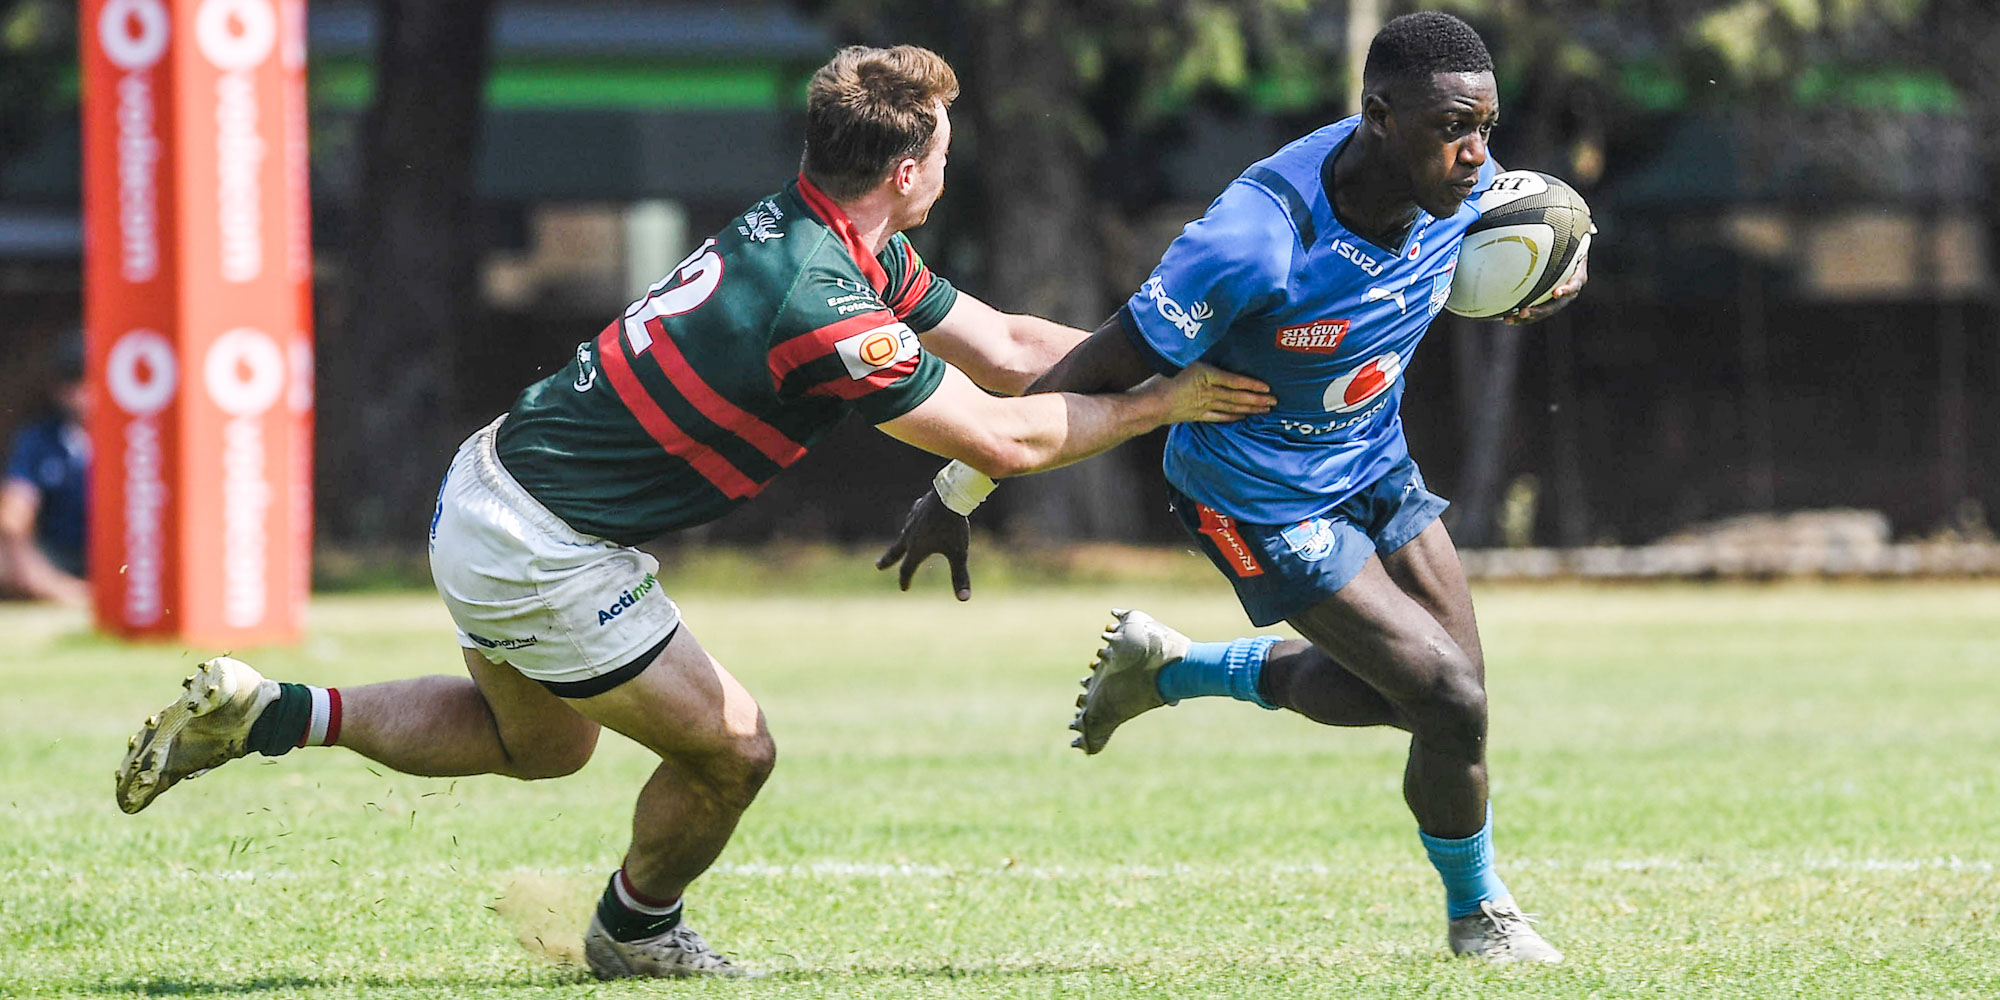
1501, 250, 1588, 325
1145, 363, 1276, 424
875, 489, 973, 600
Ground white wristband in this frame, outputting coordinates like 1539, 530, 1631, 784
932, 460, 996, 516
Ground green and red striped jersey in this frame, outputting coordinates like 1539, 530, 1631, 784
494, 175, 958, 544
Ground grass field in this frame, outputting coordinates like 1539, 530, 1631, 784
3, 575, 1997, 998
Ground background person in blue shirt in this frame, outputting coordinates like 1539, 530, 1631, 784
3, 331, 90, 606
880, 12, 1583, 963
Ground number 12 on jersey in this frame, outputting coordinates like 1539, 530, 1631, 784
623, 239, 723, 354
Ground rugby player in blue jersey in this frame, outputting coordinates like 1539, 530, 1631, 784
880, 11, 1584, 962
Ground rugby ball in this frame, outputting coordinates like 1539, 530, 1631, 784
1445, 171, 1592, 319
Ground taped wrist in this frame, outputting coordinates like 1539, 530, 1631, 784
932, 461, 996, 516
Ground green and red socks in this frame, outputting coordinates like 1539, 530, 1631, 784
244, 683, 342, 756
597, 869, 684, 942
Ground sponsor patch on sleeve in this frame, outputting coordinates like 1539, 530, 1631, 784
834, 322, 921, 380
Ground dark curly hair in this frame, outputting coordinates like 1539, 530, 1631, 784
1362, 11, 1493, 99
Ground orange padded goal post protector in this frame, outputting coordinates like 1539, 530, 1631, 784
82, 0, 313, 645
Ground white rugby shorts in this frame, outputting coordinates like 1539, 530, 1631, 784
429, 417, 682, 695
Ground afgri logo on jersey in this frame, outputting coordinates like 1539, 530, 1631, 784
1323, 352, 1403, 413
1144, 276, 1214, 339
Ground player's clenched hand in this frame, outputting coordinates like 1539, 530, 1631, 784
874, 489, 973, 600
1502, 249, 1588, 325
1148, 363, 1276, 424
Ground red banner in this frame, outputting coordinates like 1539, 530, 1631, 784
82, 0, 312, 646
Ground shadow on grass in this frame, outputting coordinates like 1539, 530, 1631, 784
89, 963, 1119, 994
757, 960, 1127, 981
85, 969, 594, 996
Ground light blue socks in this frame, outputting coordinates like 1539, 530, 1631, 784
1419, 803, 1512, 918
1155, 636, 1282, 708
1155, 635, 1509, 918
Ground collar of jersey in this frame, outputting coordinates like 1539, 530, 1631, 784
792, 173, 892, 294
1319, 130, 1431, 259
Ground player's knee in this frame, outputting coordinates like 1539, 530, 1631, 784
1405, 657, 1487, 759
736, 725, 778, 795
504, 728, 599, 780
704, 726, 777, 810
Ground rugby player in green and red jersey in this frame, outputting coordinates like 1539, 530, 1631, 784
111, 45, 1273, 979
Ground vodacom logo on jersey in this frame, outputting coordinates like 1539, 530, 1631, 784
1323, 352, 1403, 414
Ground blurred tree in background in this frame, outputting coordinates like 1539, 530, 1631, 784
0, 0, 67, 180
318, 0, 496, 546
298, 0, 1994, 549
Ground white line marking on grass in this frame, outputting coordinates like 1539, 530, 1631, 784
16, 856, 1994, 884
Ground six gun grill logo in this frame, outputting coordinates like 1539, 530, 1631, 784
1145, 276, 1213, 339
1274, 318, 1352, 354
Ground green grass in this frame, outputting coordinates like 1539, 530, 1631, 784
3, 578, 1997, 998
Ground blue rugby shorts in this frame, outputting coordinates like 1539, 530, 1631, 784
1169, 456, 1449, 627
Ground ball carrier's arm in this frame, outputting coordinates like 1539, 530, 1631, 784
875, 318, 1157, 598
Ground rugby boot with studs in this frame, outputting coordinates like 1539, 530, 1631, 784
1069, 609, 1188, 754
1448, 897, 1565, 964
583, 915, 755, 979
115, 656, 278, 814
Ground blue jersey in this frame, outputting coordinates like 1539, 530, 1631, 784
1119, 115, 1500, 525
4, 414, 89, 574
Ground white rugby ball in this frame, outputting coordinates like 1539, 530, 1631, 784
1445, 170, 1592, 319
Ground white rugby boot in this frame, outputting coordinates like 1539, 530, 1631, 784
1068, 609, 1189, 755
583, 915, 755, 979
115, 656, 279, 814
1448, 898, 1565, 964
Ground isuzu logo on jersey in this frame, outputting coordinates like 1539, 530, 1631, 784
1274, 318, 1351, 354
1144, 276, 1213, 339
1333, 239, 1387, 277
835, 321, 920, 379
1324, 352, 1403, 413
